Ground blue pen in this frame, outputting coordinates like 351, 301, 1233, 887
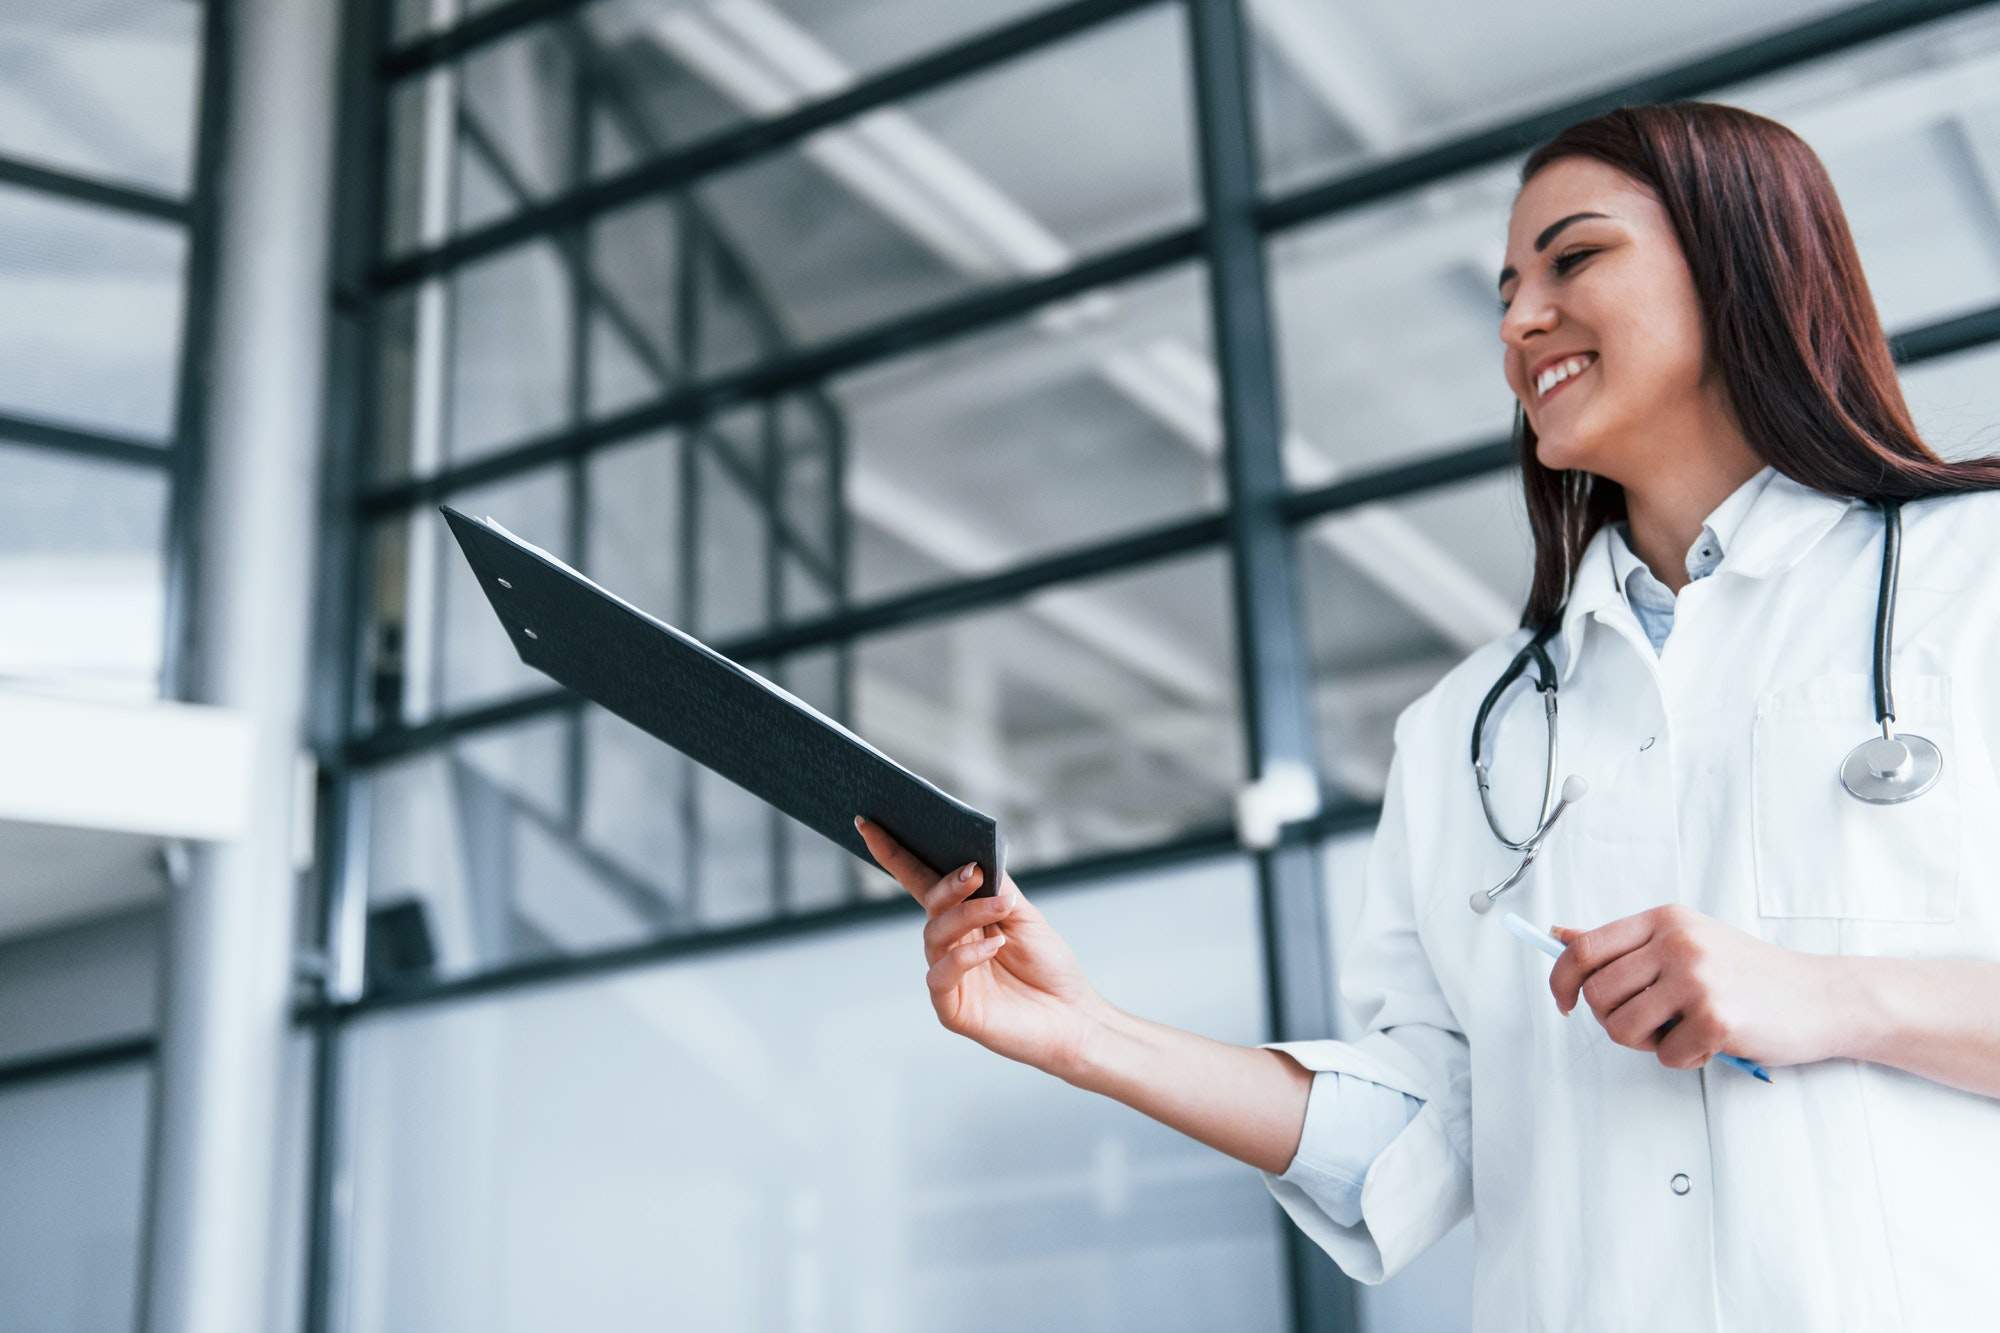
1501, 912, 1773, 1083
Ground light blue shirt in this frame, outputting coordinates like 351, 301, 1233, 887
1276, 472, 1772, 1221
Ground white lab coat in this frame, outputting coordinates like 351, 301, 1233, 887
1261, 469, 2000, 1331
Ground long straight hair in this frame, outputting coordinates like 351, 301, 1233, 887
1515, 102, 2000, 629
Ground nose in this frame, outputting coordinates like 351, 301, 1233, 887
1500, 280, 1557, 350
1499, 282, 1556, 398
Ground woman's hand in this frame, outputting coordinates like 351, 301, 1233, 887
1547, 904, 1845, 1069
855, 816, 1111, 1077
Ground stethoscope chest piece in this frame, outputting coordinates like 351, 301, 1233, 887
1839, 730, 1942, 804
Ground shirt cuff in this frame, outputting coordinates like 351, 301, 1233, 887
1257, 1035, 1474, 1284
1273, 1071, 1423, 1226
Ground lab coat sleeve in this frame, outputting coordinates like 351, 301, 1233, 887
1255, 707, 1474, 1284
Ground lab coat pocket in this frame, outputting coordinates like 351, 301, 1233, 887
1750, 671, 1959, 922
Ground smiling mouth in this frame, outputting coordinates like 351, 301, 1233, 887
1533, 352, 1597, 404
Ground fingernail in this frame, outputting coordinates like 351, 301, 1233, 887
957, 863, 975, 882
853, 816, 866, 830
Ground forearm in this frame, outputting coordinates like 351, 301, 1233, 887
1055, 1000, 1313, 1176
1825, 955, 2000, 1098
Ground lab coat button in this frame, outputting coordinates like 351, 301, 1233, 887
1670, 1173, 1691, 1196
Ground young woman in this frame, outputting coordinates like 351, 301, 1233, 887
855, 103, 2000, 1329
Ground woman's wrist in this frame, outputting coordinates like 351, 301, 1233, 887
1054, 994, 1136, 1091
1801, 951, 1897, 1066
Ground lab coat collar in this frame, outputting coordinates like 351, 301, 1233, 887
1554, 466, 1857, 685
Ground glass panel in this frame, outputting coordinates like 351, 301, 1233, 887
1270, 166, 1517, 483
0, 1, 202, 195
0, 184, 187, 440
836, 262, 1220, 601
340, 856, 1287, 1333
0, 906, 160, 1063
1251, 0, 1862, 194
385, 26, 582, 255
391, 0, 1072, 156
0, 1064, 150, 1332
385, 8, 1198, 352
0, 443, 168, 698
1900, 343, 2000, 461
851, 550, 1241, 868
371, 240, 577, 481
1713, 5, 2000, 333
1297, 469, 1531, 806
362, 466, 574, 731
361, 640, 857, 984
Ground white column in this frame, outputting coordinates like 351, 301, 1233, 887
140, 2, 342, 1329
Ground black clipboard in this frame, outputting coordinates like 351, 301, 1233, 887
440, 505, 1004, 899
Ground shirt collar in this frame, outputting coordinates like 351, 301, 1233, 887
1554, 466, 1857, 684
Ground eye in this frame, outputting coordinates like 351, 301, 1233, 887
1496, 246, 1600, 314
1551, 246, 1600, 276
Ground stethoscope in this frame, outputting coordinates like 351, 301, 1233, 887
1467, 498, 1941, 915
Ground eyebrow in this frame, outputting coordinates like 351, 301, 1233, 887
1496, 211, 1614, 292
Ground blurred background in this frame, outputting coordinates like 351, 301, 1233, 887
3, 0, 2000, 1329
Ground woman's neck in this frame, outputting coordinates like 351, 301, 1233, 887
1616, 417, 1764, 595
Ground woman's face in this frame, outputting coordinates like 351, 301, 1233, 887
1498, 156, 1713, 478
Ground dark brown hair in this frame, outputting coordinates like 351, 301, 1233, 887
1515, 101, 2000, 629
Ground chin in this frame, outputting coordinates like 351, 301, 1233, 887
1532, 429, 1592, 474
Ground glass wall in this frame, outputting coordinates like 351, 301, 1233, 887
0, 5, 221, 1330
339, 858, 1286, 1333
322, 2, 2000, 1331
0, 3, 212, 703
0, 1065, 154, 1333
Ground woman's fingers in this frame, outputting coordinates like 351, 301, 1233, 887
1549, 913, 1655, 1014
1600, 981, 1685, 1051
853, 816, 941, 900
1578, 945, 1662, 1024
923, 884, 1014, 963
927, 930, 1006, 996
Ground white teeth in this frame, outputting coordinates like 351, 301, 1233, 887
1535, 354, 1593, 399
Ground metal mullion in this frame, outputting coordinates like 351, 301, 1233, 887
1889, 300, 2000, 363
1282, 436, 1517, 527
1259, 0, 2000, 237
381, 0, 581, 77
0, 151, 188, 223
825, 404, 857, 904
307, 821, 1241, 1022
357, 222, 1204, 514
762, 400, 790, 914
304, 0, 395, 1327
679, 423, 704, 923
158, 0, 234, 701
0, 410, 172, 468
562, 49, 595, 838
1185, 3, 1354, 1332
373, 0, 1166, 286
0, 1035, 154, 1092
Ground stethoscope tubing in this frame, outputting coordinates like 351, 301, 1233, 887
1469, 496, 1927, 915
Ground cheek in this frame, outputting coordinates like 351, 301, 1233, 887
1601, 305, 1706, 406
